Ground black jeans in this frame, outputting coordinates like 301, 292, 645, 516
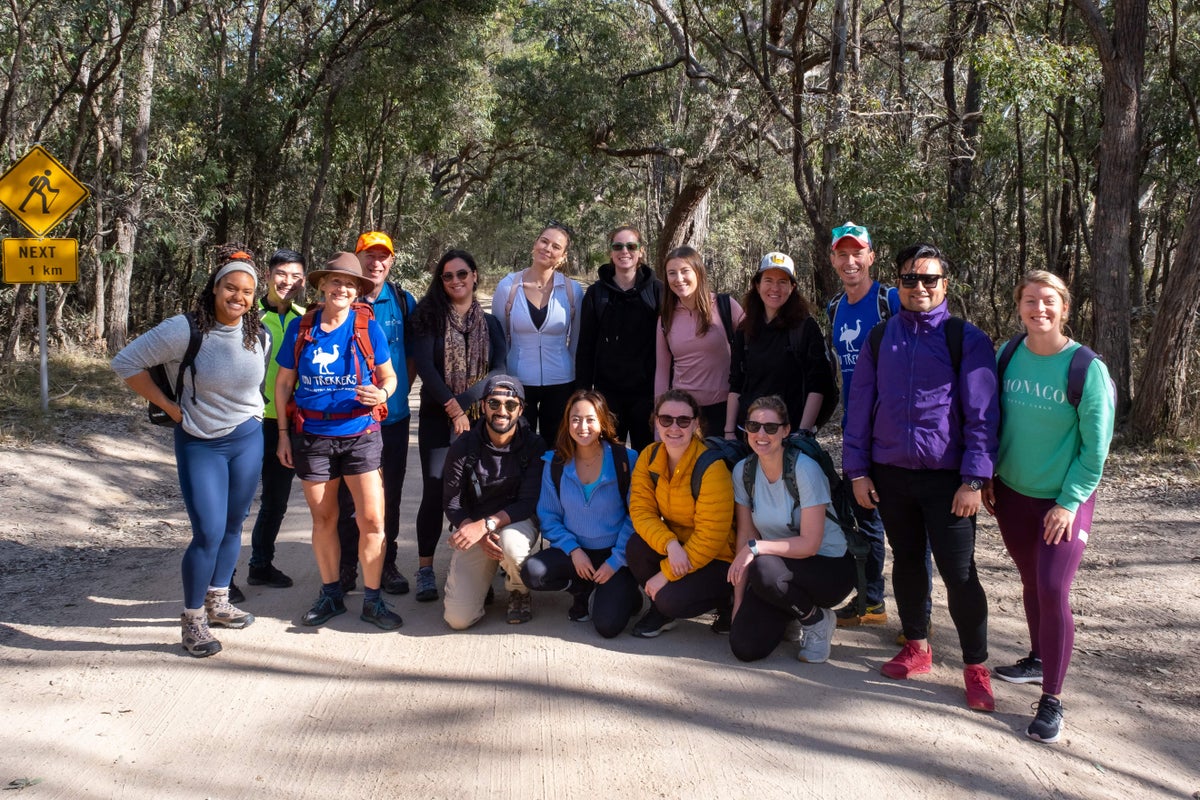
338, 417, 410, 570
871, 464, 989, 664
249, 421, 296, 569
522, 382, 575, 440
625, 533, 731, 620
729, 553, 855, 662
598, 388, 654, 452
520, 546, 641, 638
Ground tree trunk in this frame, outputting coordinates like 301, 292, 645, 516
1072, 0, 1148, 417
106, 0, 165, 354
657, 172, 717, 269
1130, 194, 1200, 440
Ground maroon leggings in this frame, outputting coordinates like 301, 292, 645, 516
993, 479, 1094, 695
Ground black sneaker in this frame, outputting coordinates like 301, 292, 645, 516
302, 593, 346, 626
247, 564, 294, 588
382, 562, 410, 595
339, 564, 357, 594
361, 598, 403, 630
1027, 695, 1064, 743
228, 581, 246, 604
568, 591, 591, 622
631, 607, 677, 638
710, 608, 732, 635
995, 653, 1044, 684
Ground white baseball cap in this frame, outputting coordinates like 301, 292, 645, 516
757, 252, 796, 280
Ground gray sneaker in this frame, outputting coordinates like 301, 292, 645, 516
205, 589, 255, 629
181, 612, 222, 658
415, 566, 439, 602
797, 608, 836, 663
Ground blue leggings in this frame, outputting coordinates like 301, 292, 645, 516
175, 418, 263, 608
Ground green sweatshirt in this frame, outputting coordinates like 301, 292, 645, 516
995, 339, 1115, 511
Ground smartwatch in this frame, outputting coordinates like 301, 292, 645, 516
748, 539, 760, 557
963, 479, 983, 492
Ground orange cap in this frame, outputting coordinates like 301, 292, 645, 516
355, 231, 394, 254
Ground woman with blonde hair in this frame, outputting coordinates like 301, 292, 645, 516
983, 269, 1115, 743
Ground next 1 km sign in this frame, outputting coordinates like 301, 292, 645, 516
1, 238, 78, 284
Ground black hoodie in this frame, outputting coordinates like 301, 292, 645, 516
575, 263, 663, 395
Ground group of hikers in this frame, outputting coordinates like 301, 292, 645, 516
111, 221, 1114, 746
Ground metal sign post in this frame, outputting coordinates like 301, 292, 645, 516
0, 146, 89, 414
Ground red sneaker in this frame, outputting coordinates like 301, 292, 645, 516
964, 664, 995, 712
881, 641, 932, 679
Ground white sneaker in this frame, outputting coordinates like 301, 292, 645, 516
797, 608, 836, 663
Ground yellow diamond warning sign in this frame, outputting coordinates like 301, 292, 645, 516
0, 146, 90, 237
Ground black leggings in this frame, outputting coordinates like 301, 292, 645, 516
520, 546, 641, 638
625, 533, 731, 620
872, 464, 989, 664
729, 553, 856, 662
522, 381, 575, 440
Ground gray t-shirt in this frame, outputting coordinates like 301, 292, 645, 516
732, 453, 847, 558
112, 314, 266, 439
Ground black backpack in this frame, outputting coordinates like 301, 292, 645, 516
147, 313, 204, 426
646, 435, 747, 500
549, 443, 632, 510
740, 432, 871, 615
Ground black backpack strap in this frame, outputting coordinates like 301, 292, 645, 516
647, 442, 663, 489
876, 283, 891, 320
826, 292, 844, 327
690, 448, 724, 501
612, 443, 632, 510
550, 457, 565, 498
867, 320, 887, 368
463, 430, 483, 505
176, 312, 204, 404
742, 453, 759, 512
945, 316, 965, 373
716, 293, 735, 345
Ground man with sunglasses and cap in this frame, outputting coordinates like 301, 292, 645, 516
335, 231, 418, 598
843, 242, 1000, 712
442, 375, 547, 629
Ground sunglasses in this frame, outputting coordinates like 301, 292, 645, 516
899, 273, 945, 289
441, 269, 471, 283
486, 398, 521, 413
611, 242, 640, 252
741, 421, 784, 435
831, 223, 869, 241
656, 414, 694, 429
545, 218, 575, 239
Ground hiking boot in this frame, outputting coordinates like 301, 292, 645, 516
361, 597, 403, 630
710, 607, 732, 635
568, 591, 592, 622
1027, 695, 1064, 743
964, 664, 996, 712
339, 564, 357, 594
507, 590, 532, 624
414, 566, 439, 602
896, 618, 932, 646
797, 608, 836, 664
382, 562, 410, 595
247, 563, 293, 588
995, 653, 1044, 685
302, 593, 347, 626
881, 641, 933, 679
228, 581, 246, 604
204, 589, 255, 629
631, 607, 677, 638
835, 597, 888, 627
181, 612, 222, 658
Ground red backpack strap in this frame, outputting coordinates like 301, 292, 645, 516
350, 302, 388, 424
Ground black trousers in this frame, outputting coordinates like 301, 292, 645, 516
625, 533, 731, 620
728, 553, 855, 662
522, 382, 575, 440
871, 464, 989, 664
249, 421, 296, 568
520, 546, 642, 638
598, 388, 654, 452
337, 417, 410, 570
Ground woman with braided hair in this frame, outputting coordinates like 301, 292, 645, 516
112, 244, 268, 657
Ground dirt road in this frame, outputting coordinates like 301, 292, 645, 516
1, 394, 1197, 799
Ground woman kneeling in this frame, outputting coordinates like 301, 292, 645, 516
727, 396, 854, 663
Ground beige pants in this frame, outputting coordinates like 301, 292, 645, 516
443, 518, 539, 630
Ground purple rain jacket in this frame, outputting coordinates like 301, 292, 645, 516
842, 301, 998, 484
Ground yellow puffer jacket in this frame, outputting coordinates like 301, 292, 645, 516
630, 437, 736, 581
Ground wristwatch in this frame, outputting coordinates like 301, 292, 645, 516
748, 539, 760, 557
963, 479, 983, 492
484, 516, 498, 533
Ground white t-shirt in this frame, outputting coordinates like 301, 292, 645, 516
732, 452, 847, 558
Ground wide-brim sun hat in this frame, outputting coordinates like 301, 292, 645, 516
306, 252, 375, 295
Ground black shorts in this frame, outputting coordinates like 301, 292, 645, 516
293, 431, 382, 482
